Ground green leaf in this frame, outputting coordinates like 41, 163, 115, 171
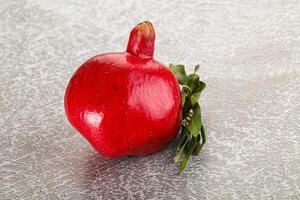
183, 136, 192, 155
192, 81, 205, 94
179, 136, 197, 173
174, 129, 189, 163
201, 125, 206, 145
199, 81, 206, 92
176, 127, 188, 150
181, 90, 187, 106
169, 64, 187, 84
190, 92, 200, 107
193, 143, 203, 155
194, 64, 200, 73
186, 103, 202, 137
173, 152, 181, 164
181, 85, 192, 114
181, 85, 192, 94
186, 74, 199, 92
193, 125, 206, 155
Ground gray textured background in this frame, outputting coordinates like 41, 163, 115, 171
1, 0, 300, 199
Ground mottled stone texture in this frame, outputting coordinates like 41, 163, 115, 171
0, 0, 300, 199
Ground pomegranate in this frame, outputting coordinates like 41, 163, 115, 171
64, 21, 182, 158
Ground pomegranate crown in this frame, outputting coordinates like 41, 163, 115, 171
126, 21, 155, 59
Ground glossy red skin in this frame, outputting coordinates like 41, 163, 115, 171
64, 22, 182, 157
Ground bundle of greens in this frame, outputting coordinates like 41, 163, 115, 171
169, 64, 206, 172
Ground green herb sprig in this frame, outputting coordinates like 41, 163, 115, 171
169, 64, 206, 173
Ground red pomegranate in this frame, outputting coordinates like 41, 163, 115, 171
64, 21, 182, 158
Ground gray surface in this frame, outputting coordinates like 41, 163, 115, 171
1, 0, 300, 199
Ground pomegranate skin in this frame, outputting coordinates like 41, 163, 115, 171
64, 22, 182, 157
